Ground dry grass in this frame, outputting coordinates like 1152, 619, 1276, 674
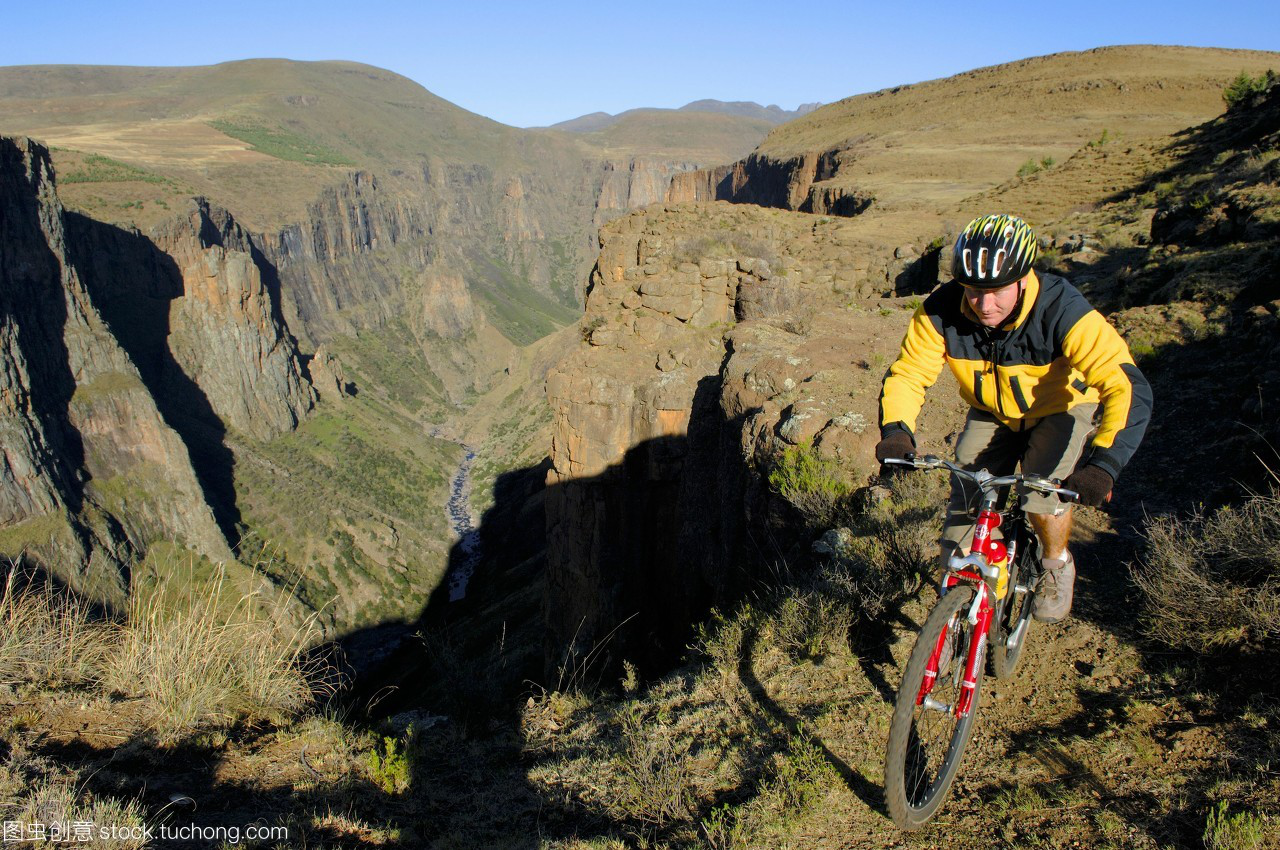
0, 563, 113, 688
2, 553, 320, 743
6, 780, 149, 849
102, 564, 319, 741
1132, 488, 1280, 654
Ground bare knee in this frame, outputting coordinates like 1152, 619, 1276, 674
1029, 506, 1073, 559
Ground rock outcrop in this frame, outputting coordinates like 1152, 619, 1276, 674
665, 149, 876, 215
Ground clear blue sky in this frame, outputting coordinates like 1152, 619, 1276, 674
3, 0, 1277, 127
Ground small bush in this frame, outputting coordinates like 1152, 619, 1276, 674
11, 780, 149, 849
103, 565, 317, 741
1204, 800, 1270, 850
699, 732, 835, 844
1223, 70, 1277, 109
606, 707, 695, 828
1132, 490, 1280, 654
581, 315, 607, 342
769, 590, 852, 661
1086, 129, 1114, 149
1017, 158, 1041, 178
768, 440, 852, 529
366, 734, 415, 794
825, 472, 944, 618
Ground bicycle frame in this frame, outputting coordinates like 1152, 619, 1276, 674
916, 493, 1006, 719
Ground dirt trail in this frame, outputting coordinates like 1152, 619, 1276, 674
768, 500, 1243, 849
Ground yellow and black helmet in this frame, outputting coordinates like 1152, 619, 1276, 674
953, 214, 1038, 289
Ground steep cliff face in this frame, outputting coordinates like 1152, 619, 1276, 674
0, 137, 235, 602
543, 203, 956, 673
148, 200, 315, 440
593, 158, 701, 228
665, 150, 877, 215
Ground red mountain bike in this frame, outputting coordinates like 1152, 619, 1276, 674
881, 454, 1078, 829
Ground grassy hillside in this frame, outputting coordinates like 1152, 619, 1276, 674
754, 45, 1280, 210
0, 60, 585, 229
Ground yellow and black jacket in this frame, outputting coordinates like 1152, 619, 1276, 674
879, 270, 1152, 480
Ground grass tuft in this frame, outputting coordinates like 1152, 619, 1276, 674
0, 563, 112, 688
102, 560, 320, 741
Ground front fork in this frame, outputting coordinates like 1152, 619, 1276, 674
917, 574, 993, 718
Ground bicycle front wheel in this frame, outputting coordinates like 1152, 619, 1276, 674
884, 585, 984, 829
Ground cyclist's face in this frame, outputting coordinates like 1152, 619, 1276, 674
963, 279, 1024, 327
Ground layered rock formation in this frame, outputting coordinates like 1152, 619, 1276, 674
664, 151, 874, 216
593, 158, 701, 228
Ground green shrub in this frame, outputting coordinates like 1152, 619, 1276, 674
1223, 70, 1277, 108
1086, 129, 1114, 149
1204, 800, 1270, 850
366, 734, 414, 794
1017, 158, 1040, 178
768, 440, 852, 529
581, 315, 607, 342
606, 707, 695, 828
769, 591, 852, 661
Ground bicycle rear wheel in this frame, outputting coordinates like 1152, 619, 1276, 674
884, 585, 984, 829
991, 529, 1038, 680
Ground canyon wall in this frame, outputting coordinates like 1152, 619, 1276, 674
0, 137, 237, 602
543, 202, 956, 673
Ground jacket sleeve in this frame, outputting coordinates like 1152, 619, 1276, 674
1060, 310, 1152, 480
878, 306, 947, 438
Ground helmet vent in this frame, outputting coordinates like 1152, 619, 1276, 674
962, 248, 973, 277
993, 249, 1006, 277
1002, 224, 1015, 240
977, 247, 988, 278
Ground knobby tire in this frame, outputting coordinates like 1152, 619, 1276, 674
884, 585, 984, 829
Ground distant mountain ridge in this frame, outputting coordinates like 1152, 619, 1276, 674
547, 99, 820, 132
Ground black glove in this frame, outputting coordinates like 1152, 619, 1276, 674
1063, 464, 1113, 507
875, 431, 916, 477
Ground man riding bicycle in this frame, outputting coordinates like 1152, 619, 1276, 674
874, 214, 1152, 622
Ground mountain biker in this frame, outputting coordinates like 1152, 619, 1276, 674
874, 214, 1152, 622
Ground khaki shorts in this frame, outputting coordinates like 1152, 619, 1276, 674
941, 404, 1097, 552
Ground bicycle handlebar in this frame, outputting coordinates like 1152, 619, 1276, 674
885, 454, 1080, 502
